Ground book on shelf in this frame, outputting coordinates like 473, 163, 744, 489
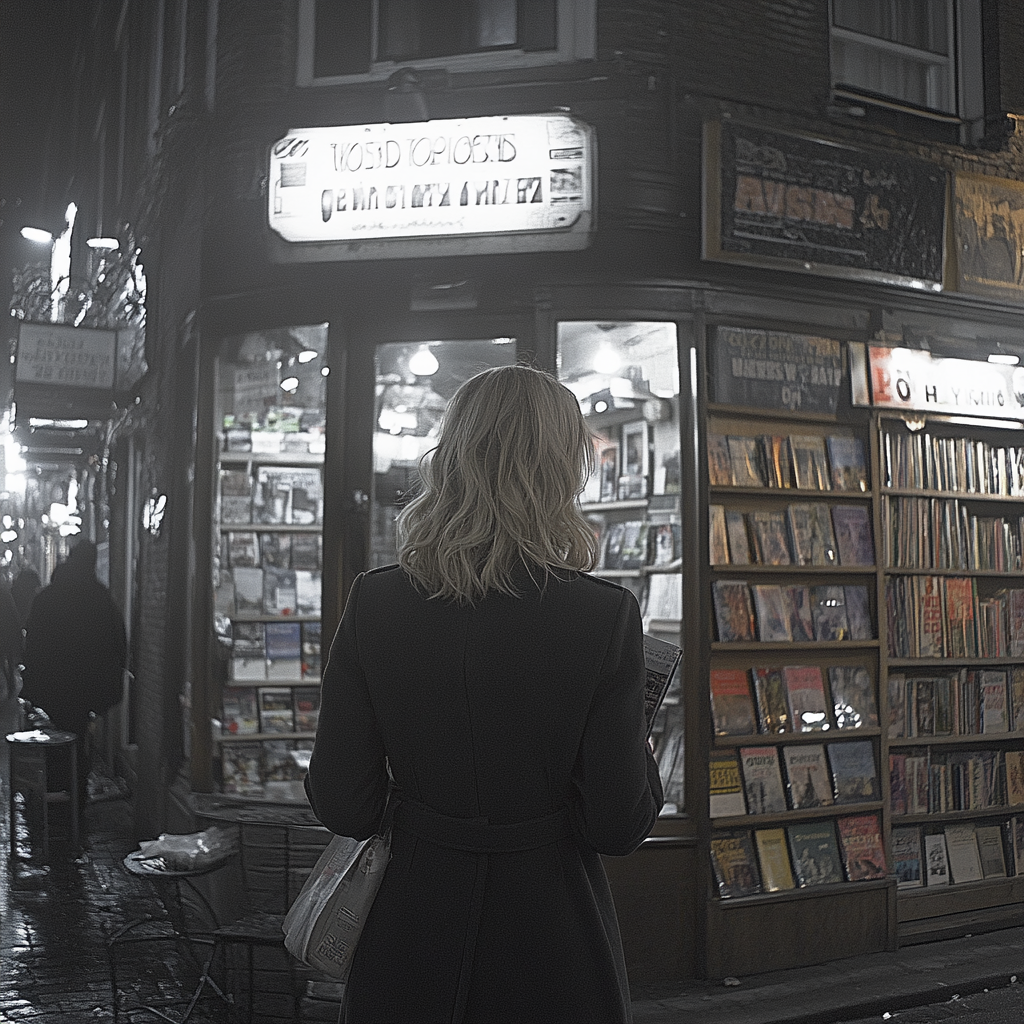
1011, 668, 1024, 732
644, 573, 682, 623
219, 468, 253, 524
263, 566, 297, 616
598, 441, 620, 502
787, 821, 844, 886
782, 665, 830, 732
727, 436, 765, 488
754, 828, 795, 891
221, 742, 264, 796
831, 505, 874, 566
1009, 592, 1024, 658
786, 503, 837, 566
759, 435, 794, 489
782, 744, 834, 809
975, 824, 1007, 878
233, 566, 265, 616
748, 510, 792, 565
837, 814, 887, 881
214, 571, 235, 618
943, 824, 984, 884
707, 434, 734, 486
709, 751, 748, 817
738, 746, 788, 814
709, 505, 729, 565
889, 753, 908, 815
844, 585, 873, 641
752, 667, 791, 733
619, 521, 649, 570
712, 580, 756, 642
291, 532, 322, 570
263, 740, 306, 801
724, 511, 751, 565
752, 585, 792, 642
891, 826, 923, 888
294, 569, 322, 616
943, 576, 978, 659
828, 666, 878, 730
980, 670, 1010, 733
827, 740, 880, 804
301, 622, 322, 680
1006, 750, 1024, 806
651, 521, 681, 566
293, 686, 321, 733
603, 523, 626, 569
887, 675, 906, 740
784, 585, 816, 642
923, 832, 950, 886
709, 830, 762, 898
789, 435, 832, 491
710, 668, 758, 736
228, 531, 259, 568
1011, 818, 1024, 875
265, 621, 302, 679
254, 466, 293, 524
259, 532, 291, 569
905, 755, 930, 815
826, 435, 868, 492
221, 686, 259, 735
258, 687, 296, 733
810, 586, 849, 642
230, 621, 267, 681
290, 468, 324, 525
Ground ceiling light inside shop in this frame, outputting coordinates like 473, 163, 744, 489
593, 346, 620, 375
409, 346, 439, 376
297, 349, 319, 363
280, 376, 300, 392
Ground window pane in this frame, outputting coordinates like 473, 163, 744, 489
314, 0, 371, 76
380, 0, 522, 60
833, 37, 952, 112
370, 339, 517, 568
833, 0, 948, 56
556, 321, 684, 813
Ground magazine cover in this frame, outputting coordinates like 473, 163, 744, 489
782, 665, 830, 731
754, 828, 795, 891
228, 531, 260, 568
709, 751, 748, 817
831, 505, 874, 566
643, 634, 683, 735
943, 824, 983, 883
651, 522, 680, 566
943, 576, 978, 658
707, 434, 733, 486
301, 622, 322, 679
603, 522, 626, 569
258, 687, 296, 733
254, 467, 293, 524
221, 742, 264, 796
263, 566, 298, 616
784, 585, 816, 642
826, 435, 868, 492
259, 532, 292, 569
709, 830, 762, 897
233, 566, 265, 616
975, 824, 1007, 878
760, 435, 793, 489
828, 666, 878, 729
738, 746, 788, 814
782, 744, 833, 809
827, 740, 880, 803
712, 580, 755, 642
789, 435, 831, 491
291, 532, 322, 570
837, 814, 887, 881
889, 753, 907, 815
220, 468, 253, 524
811, 586, 850, 642
727, 435, 765, 488
293, 686, 322, 733
725, 511, 751, 565
891, 826, 923, 888
752, 585, 792, 642
787, 821, 844, 886
752, 666, 791, 733
844, 585, 873, 640
221, 686, 259, 735
888, 674, 907, 738
295, 569, 322, 616
230, 621, 267, 681
748, 511, 792, 565
710, 668, 758, 735
924, 832, 950, 886
265, 622, 303, 679
289, 468, 324, 525
786, 502, 837, 566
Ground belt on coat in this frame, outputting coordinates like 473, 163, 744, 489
393, 798, 573, 853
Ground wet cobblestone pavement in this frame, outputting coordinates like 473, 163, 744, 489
1, 694, 227, 1022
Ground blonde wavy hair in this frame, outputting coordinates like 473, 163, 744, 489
397, 364, 599, 603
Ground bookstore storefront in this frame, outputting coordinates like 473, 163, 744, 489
188, 111, 1024, 988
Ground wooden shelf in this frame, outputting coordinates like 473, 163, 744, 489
888, 731, 1024, 746
891, 806, 1024, 825
225, 678, 318, 688
707, 403, 843, 425
712, 639, 880, 652
884, 565, 1024, 578
714, 727, 881, 748
217, 731, 316, 743
883, 486, 1024, 504
709, 876, 892, 908
711, 563, 876, 575
220, 451, 324, 465
710, 801, 883, 829
230, 613, 320, 622
580, 498, 650, 512
219, 523, 322, 533
887, 656, 1024, 668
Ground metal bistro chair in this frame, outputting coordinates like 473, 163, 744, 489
210, 812, 330, 1022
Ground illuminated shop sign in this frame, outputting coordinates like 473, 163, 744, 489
15, 322, 116, 390
860, 345, 1024, 420
267, 114, 594, 261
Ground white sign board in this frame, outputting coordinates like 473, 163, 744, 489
267, 114, 594, 261
16, 323, 117, 389
866, 345, 1024, 419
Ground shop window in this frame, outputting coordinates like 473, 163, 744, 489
297, 0, 594, 84
370, 338, 517, 568
829, 0, 982, 128
557, 321, 685, 813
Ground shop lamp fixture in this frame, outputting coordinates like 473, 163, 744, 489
408, 345, 439, 376
592, 345, 621, 375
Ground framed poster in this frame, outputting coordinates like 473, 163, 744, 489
704, 120, 946, 290
954, 173, 1024, 300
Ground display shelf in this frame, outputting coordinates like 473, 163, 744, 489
883, 566, 1024, 579
706, 402, 843, 425
712, 640, 880, 652
220, 451, 324, 466
581, 498, 650, 513
217, 731, 316, 743
707, 875, 891, 909
714, 728, 882, 748
224, 678, 318, 688
882, 487, 1024, 505
888, 732, 1024, 747
891, 806, 1023, 825
711, 801, 884, 830
888, 657, 1024, 668
711, 565, 877, 576
230, 613, 320, 623
219, 523, 322, 533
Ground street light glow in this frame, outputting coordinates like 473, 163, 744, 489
86, 236, 120, 250
21, 227, 53, 244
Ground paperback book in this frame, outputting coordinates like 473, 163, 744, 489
891, 826, 923, 888
752, 585, 792, 642
826, 435, 868, 492
782, 665, 830, 732
739, 746, 788, 814
786, 502, 837, 566
924, 832, 950, 886
712, 581, 756, 642
752, 666, 791, 733
219, 468, 253, 524
709, 751, 748, 817
709, 505, 729, 565
258, 687, 296, 734
828, 666, 878, 730
292, 686, 321, 733
707, 434, 734, 486
787, 821, 844, 886
725, 511, 752, 564
827, 740, 880, 803
782, 744, 833, 809
221, 686, 259, 735
975, 824, 1007, 878
784, 585, 816, 642
831, 505, 874, 566
265, 621, 302, 679
837, 814, 887, 881
748, 511, 792, 565
727, 436, 765, 488
230, 621, 267, 681
943, 824, 983, 883
754, 828, 795, 891
228, 531, 259, 568
709, 830, 762, 897
259, 532, 292, 569
233, 567, 265, 616
301, 621, 322, 680
789, 435, 832, 491
710, 668, 758, 736
811, 586, 850, 642
760, 435, 793, 489
844, 585, 873, 640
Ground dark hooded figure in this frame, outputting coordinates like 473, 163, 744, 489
21, 540, 127, 812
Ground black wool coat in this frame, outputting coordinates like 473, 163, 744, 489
306, 564, 664, 1024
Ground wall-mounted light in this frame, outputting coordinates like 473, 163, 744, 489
409, 345, 439, 376
593, 346, 620, 375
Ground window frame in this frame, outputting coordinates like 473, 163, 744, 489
827, 0, 983, 140
296, 0, 596, 87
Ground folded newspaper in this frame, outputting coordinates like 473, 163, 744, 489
643, 634, 682, 735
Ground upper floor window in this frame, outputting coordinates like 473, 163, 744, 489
829, 0, 981, 131
298, 0, 594, 84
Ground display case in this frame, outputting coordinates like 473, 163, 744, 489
211, 325, 329, 801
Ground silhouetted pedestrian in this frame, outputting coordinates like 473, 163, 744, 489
11, 566, 42, 629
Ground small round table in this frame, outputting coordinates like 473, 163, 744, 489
5, 727, 79, 862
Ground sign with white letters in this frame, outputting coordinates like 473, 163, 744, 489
267, 114, 594, 260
